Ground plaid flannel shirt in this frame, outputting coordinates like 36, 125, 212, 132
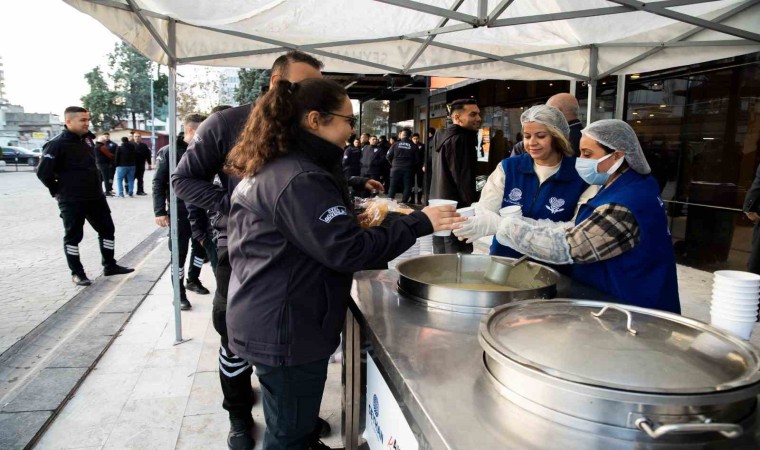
566, 203, 640, 263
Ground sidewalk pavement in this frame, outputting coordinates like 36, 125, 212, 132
30, 251, 760, 449
35, 262, 344, 450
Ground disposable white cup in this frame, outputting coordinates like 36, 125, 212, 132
711, 303, 759, 314
457, 207, 476, 217
428, 199, 458, 236
712, 292, 760, 304
713, 283, 760, 296
711, 308, 758, 321
713, 278, 760, 289
711, 315, 755, 340
712, 284, 760, 295
714, 270, 760, 285
711, 300, 757, 309
499, 205, 522, 217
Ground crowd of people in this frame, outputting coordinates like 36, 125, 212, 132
40, 46, 752, 450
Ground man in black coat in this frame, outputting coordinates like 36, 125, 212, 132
387, 129, 417, 204
430, 99, 481, 254
153, 114, 210, 310
37, 106, 133, 285
132, 132, 152, 195
744, 162, 760, 274
171, 50, 333, 450
360, 135, 389, 189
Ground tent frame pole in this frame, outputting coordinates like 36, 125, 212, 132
165, 19, 185, 345
615, 75, 626, 120
587, 45, 598, 126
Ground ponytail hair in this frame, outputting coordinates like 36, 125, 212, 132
226, 78, 347, 177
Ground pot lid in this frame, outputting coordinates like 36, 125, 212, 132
479, 299, 760, 394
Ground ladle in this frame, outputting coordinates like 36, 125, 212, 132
484, 254, 530, 286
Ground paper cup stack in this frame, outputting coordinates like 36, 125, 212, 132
710, 270, 760, 340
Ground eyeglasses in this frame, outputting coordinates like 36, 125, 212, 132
320, 111, 356, 129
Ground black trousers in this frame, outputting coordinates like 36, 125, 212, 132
749, 223, 760, 275
433, 233, 473, 255
135, 164, 146, 193
388, 169, 414, 204
59, 197, 116, 275
168, 217, 205, 297
213, 247, 255, 421
255, 358, 329, 450
97, 164, 113, 193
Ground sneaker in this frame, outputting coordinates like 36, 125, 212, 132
72, 273, 92, 286
105, 191, 114, 197
308, 439, 331, 450
316, 417, 331, 438
180, 297, 192, 310
227, 417, 254, 450
136, 192, 148, 196
104, 264, 135, 276
185, 278, 210, 295
128, 194, 134, 198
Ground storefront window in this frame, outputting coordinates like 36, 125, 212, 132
627, 60, 760, 271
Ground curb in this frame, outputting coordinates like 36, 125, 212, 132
0, 228, 170, 450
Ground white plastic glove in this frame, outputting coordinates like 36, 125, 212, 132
495, 215, 573, 264
453, 208, 501, 244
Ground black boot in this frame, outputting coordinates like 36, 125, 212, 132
227, 416, 255, 450
104, 264, 134, 276
72, 273, 92, 286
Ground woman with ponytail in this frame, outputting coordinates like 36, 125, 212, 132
225, 78, 463, 450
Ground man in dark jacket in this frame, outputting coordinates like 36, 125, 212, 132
360, 135, 389, 188
37, 106, 133, 286
387, 129, 417, 204
132, 132, 152, 195
411, 132, 425, 204
114, 137, 136, 197
94, 134, 115, 196
153, 114, 210, 310
430, 98, 481, 254
171, 51, 331, 450
744, 162, 760, 274
342, 138, 362, 178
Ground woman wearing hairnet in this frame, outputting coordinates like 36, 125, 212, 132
495, 119, 680, 313
454, 105, 593, 264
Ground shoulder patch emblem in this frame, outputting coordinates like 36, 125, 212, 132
319, 206, 347, 223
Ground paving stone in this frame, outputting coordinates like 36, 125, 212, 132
0, 410, 52, 450
102, 295, 147, 313
78, 312, 132, 338
45, 333, 113, 369
2, 368, 86, 412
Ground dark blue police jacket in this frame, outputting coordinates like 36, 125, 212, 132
490, 153, 587, 258
572, 169, 681, 314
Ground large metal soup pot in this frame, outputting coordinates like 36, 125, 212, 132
396, 254, 559, 314
479, 299, 760, 442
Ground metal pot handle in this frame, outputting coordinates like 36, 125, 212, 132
635, 418, 743, 439
591, 305, 638, 335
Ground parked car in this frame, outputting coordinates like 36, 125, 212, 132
31, 147, 43, 156
1, 146, 40, 166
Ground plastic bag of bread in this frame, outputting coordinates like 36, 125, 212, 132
357, 197, 414, 228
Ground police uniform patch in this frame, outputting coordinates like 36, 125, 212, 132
319, 206, 347, 223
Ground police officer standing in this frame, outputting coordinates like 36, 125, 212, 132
132, 132, 152, 196
386, 128, 417, 203
153, 114, 210, 310
359, 135, 389, 189
37, 106, 134, 286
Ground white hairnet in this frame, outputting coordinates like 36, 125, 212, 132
582, 119, 651, 175
520, 105, 570, 138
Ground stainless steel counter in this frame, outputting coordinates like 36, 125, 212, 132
343, 269, 760, 450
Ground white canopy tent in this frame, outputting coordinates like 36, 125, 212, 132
64, 0, 760, 342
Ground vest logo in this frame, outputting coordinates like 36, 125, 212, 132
507, 188, 522, 203
546, 197, 566, 214
373, 394, 380, 417
319, 206, 347, 223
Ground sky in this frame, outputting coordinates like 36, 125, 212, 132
1, 1, 121, 116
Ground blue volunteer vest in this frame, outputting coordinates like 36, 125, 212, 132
490, 154, 588, 258
572, 169, 681, 314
